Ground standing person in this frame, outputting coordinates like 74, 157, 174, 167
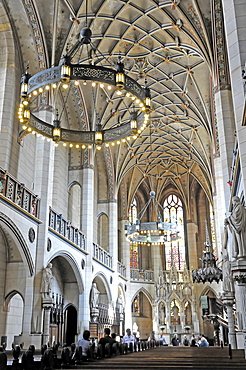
77, 330, 91, 361
171, 334, 180, 346
122, 328, 136, 351
98, 328, 115, 357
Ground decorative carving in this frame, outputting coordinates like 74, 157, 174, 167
28, 228, 35, 243
225, 196, 246, 260
41, 264, 53, 299
47, 238, 52, 252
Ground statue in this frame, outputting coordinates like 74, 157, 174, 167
90, 283, 100, 308
117, 295, 123, 314
172, 301, 179, 323
41, 263, 53, 299
222, 253, 234, 293
224, 196, 246, 259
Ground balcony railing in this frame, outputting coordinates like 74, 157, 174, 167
49, 208, 86, 251
93, 243, 113, 269
0, 167, 40, 218
117, 261, 126, 278
130, 269, 154, 282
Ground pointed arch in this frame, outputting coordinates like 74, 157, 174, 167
47, 251, 84, 294
0, 212, 34, 276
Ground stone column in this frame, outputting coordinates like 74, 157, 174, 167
31, 111, 55, 345
214, 90, 235, 212
119, 220, 132, 330
186, 221, 198, 270
222, 295, 237, 349
80, 164, 94, 331
222, 0, 246, 190
109, 199, 118, 273
231, 260, 246, 357
42, 298, 53, 346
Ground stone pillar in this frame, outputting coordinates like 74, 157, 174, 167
42, 299, 53, 346
186, 221, 198, 270
80, 164, 94, 331
222, 295, 237, 349
119, 220, 132, 330
31, 113, 55, 344
222, 0, 246, 190
108, 199, 118, 273
214, 90, 235, 209
232, 260, 246, 357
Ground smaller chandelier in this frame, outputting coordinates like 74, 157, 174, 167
125, 191, 176, 246
18, 24, 151, 149
192, 224, 222, 284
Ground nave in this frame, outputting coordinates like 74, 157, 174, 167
61, 347, 246, 370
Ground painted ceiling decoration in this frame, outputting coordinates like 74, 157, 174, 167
7, 0, 215, 204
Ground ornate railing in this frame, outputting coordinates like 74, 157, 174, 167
93, 243, 113, 269
130, 269, 154, 282
98, 302, 114, 325
0, 167, 40, 218
117, 261, 126, 278
49, 208, 86, 251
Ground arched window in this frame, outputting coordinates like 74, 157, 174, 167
97, 213, 109, 250
163, 194, 185, 270
68, 182, 81, 229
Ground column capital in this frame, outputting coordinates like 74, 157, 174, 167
232, 260, 246, 283
82, 164, 94, 170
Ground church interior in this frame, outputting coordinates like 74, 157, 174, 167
1, 0, 246, 362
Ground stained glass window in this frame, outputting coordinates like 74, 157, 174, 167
210, 204, 217, 258
129, 198, 137, 225
132, 294, 140, 316
130, 243, 138, 269
163, 194, 185, 270
129, 198, 138, 268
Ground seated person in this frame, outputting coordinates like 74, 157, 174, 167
171, 334, 180, 346
98, 328, 115, 357
199, 336, 209, 347
122, 328, 136, 351
190, 333, 198, 347
111, 333, 120, 355
160, 334, 167, 346
0, 346, 7, 370
183, 335, 189, 346
77, 329, 92, 361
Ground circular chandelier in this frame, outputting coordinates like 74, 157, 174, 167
125, 191, 179, 246
18, 23, 151, 150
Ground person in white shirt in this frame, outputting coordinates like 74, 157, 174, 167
77, 330, 91, 360
122, 329, 136, 351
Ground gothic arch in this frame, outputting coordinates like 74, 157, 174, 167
92, 272, 113, 304
0, 212, 34, 276
4, 290, 24, 312
131, 287, 153, 305
47, 251, 84, 294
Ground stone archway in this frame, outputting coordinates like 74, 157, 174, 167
64, 305, 77, 346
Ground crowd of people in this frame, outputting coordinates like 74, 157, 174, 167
171, 333, 209, 347
76, 328, 209, 363
0, 329, 211, 369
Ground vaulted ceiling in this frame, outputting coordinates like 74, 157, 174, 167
5, 0, 216, 206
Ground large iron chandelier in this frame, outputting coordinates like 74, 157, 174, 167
192, 224, 222, 284
125, 191, 179, 246
18, 21, 151, 149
